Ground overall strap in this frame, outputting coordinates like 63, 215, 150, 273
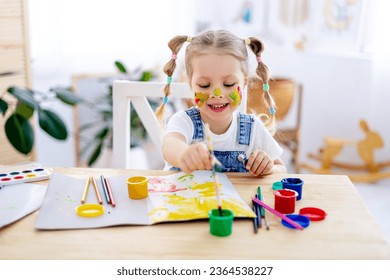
237, 112, 254, 145
185, 107, 204, 141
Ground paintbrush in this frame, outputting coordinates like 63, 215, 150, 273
204, 123, 223, 216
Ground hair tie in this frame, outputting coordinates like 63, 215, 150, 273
163, 96, 169, 104
269, 107, 276, 115
171, 53, 177, 60
256, 56, 262, 63
244, 38, 251, 45
187, 36, 192, 43
167, 76, 172, 84
263, 83, 269, 92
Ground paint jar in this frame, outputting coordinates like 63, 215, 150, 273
273, 189, 298, 214
127, 176, 149, 199
272, 181, 283, 190
208, 209, 234, 237
281, 178, 304, 201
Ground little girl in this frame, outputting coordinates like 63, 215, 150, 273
157, 30, 286, 176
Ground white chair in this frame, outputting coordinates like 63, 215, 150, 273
112, 80, 248, 169
112, 81, 191, 168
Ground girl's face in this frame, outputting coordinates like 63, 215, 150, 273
190, 53, 247, 130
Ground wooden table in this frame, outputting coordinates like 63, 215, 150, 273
1, 167, 389, 260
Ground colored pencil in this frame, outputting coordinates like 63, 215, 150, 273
100, 175, 111, 204
81, 176, 90, 204
104, 177, 116, 207
252, 204, 258, 233
257, 186, 269, 230
257, 187, 265, 217
91, 176, 103, 205
252, 197, 304, 230
254, 194, 262, 228
263, 207, 270, 230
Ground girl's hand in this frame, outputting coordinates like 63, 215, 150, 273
178, 142, 212, 173
246, 150, 274, 176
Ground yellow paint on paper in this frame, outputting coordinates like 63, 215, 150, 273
148, 181, 255, 223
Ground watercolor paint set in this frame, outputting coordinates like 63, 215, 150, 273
0, 165, 52, 188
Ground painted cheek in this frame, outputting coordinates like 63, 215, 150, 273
194, 92, 209, 107
228, 87, 241, 107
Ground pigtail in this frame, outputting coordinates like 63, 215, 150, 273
247, 37, 277, 135
155, 35, 190, 124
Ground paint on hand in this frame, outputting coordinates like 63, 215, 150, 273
194, 91, 209, 107
228, 87, 242, 107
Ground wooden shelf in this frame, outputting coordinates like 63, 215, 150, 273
0, 0, 34, 165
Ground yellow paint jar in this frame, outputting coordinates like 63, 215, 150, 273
127, 176, 148, 199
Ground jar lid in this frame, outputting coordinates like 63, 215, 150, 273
299, 207, 327, 221
76, 203, 104, 218
281, 214, 310, 229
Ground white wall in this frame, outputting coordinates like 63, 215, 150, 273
371, 1, 390, 163
28, 0, 196, 167
265, 49, 373, 166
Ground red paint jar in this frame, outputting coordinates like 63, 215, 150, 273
273, 189, 298, 214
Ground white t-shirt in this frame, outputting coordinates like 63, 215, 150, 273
164, 110, 283, 170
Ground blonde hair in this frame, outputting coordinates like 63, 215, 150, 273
156, 30, 276, 134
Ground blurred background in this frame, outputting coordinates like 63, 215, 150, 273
1, 0, 389, 171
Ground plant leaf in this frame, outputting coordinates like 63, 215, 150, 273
38, 109, 68, 140
0, 99, 8, 115
94, 127, 109, 140
114, 61, 127, 73
7, 86, 39, 109
15, 102, 34, 119
88, 142, 103, 166
140, 71, 154, 81
5, 114, 34, 154
52, 88, 84, 105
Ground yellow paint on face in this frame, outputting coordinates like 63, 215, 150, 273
228, 87, 241, 107
213, 87, 221, 97
194, 92, 209, 107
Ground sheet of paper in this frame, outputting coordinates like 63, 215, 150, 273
0, 183, 47, 228
35, 173, 150, 230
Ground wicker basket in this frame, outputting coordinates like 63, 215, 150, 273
247, 77, 296, 121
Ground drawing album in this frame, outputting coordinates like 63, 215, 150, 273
35, 170, 256, 230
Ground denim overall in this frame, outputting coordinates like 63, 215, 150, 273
171, 107, 254, 173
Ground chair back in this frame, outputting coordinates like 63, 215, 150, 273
112, 80, 249, 168
112, 81, 192, 168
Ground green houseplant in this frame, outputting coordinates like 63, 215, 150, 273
79, 61, 157, 166
0, 86, 83, 155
